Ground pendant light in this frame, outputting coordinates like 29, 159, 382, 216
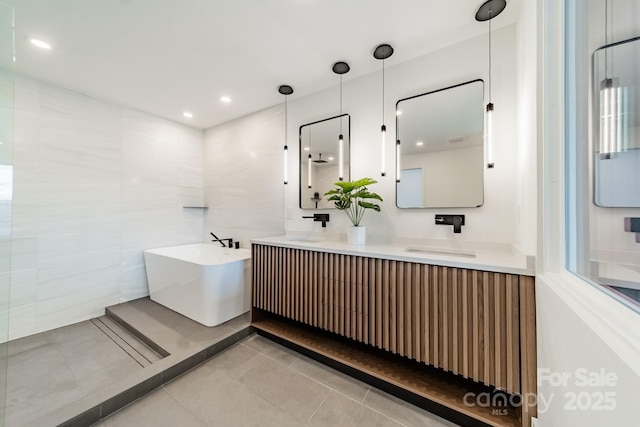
395, 139, 401, 182
476, 0, 506, 169
333, 61, 350, 181
600, 0, 624, 159
308, 126, 312, 188
279, 85, 294, 184
373, 44, 394, 177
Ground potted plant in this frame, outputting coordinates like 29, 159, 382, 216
324, 177, 383, 245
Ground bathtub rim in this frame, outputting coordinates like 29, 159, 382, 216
144, 243, 251, 266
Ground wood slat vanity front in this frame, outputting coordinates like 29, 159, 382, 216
251, 243, 536, 427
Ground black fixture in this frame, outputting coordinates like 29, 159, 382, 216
280, 85, 294, 185
313, 153, 328, 164
311, 192, 322, 209
475, 0, 506, 21
373, 43, 394, 177
332, 61, 350, 75
303, 213, 330, 228
624, 217, 640, 243
435, 215, 465, 234
333, 61, 349, 181
278, 85, 294, 96
476, 0, 506, 169
210, 232, 236, 248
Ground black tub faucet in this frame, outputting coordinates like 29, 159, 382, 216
435, 214, 465, 234
210, 232, 234, 248
303, 213, 330, 227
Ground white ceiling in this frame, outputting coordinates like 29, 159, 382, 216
4, 0, 521, 130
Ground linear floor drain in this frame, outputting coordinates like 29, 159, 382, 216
91, 316, 164, 367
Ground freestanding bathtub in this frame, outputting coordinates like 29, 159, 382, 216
143, 243, 251, 327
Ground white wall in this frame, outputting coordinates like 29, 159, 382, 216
8, 76, 204, 340
285, 25, 523, 248
536, 275, 640, 425
203, 105, 285, 247
515, 0, 539, 256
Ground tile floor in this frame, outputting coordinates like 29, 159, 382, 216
2, 299, 462, 427
1, 298, 252, 427
3, 319, 144, 427
97, 335, 460, 427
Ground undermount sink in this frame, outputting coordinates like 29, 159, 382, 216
404, 246, 476, 258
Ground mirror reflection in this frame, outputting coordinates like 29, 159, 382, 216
396, 80, 484, 208
299, 114, 350, 209
593, 37, 640, 207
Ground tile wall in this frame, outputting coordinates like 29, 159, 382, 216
203, 105, 285, 247
9, 77, 204, 340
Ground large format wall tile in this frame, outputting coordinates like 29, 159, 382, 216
8, 77, 205, 340
203, 105, 285, 247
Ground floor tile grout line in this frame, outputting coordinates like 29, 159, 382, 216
96, 317, 157, 365
247, 336, 440, 427
90, 318, 147, 368
361, 386, 371, 404
305, 388, 333, 424
158, 385, 209, 427
238, 340, 302, 368
360, 401, 412, 427
161, 352, 292, 427
241, 337, 376, 410
234, 342, 343, 397
76, 329, 250, 426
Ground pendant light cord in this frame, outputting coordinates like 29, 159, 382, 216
382, 59, 385, 124
488, 9, 492, 103
340, 75, 343, 134
605, 0, 609, 78
284, 95, 288, 142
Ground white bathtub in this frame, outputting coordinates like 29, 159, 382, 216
143, 243, 251, 327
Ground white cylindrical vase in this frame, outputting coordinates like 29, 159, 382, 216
348, 226, 366, 245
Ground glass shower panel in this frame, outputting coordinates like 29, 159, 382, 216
0, 3, 14, 425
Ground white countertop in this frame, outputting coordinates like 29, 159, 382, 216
251, 235, 535, 276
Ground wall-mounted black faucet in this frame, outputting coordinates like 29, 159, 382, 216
435, 214, 465, 234
303, 213, 330, 227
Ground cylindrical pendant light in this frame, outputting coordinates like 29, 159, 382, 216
333, 61, 350, 182
599, 0, 625, 159
476, 0, 506, 169
308, 126, 313, 188
279, 85, 294, 184
395, 140, 401, 182
373, 44, 394, 177
338, 134, 344, 180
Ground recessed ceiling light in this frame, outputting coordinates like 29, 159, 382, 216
304, 147, 310, 151
416, 141, 424, 146
220, 96, 231, 103
183, 111, 193, 118
396, 111, 402, 116
328, 157, 334, 161
26, 37, 51, 50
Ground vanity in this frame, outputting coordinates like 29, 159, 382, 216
250, 237, 537, 427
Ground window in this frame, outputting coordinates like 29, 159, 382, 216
565, 0, 640, 311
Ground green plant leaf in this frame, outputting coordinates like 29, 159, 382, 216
323, 177, 383, 226
358, 201, 381, 212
